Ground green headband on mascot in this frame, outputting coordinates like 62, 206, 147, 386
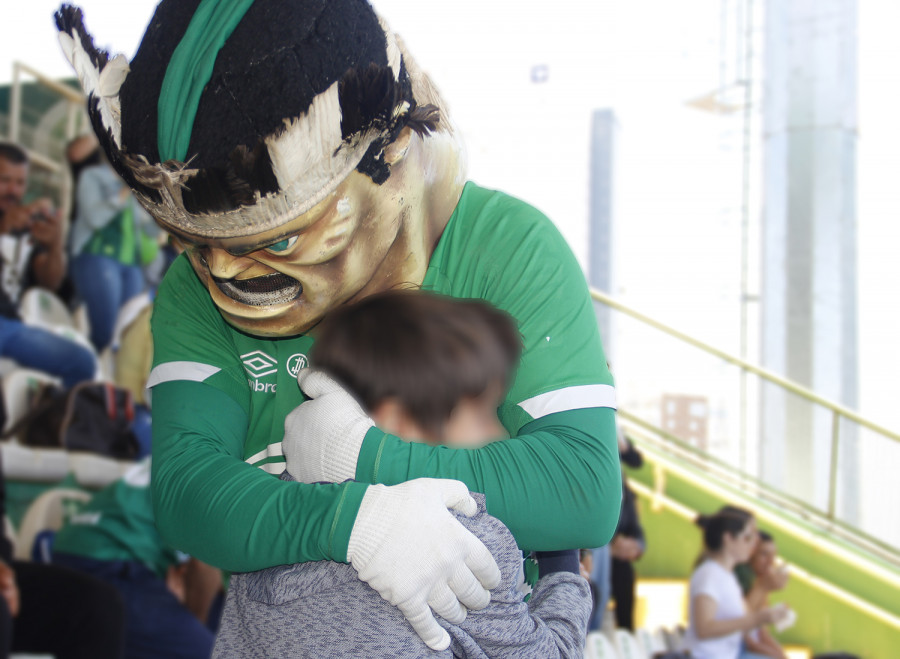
55, 0, 444, 243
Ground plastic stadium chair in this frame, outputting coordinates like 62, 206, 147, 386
14, 488, 91, 561
16, 287, 100, 379
635, 627, 667, 655
19, 288, 75, 330
584, 631, 619, 659
614, 629, 647, 659
2, 368, 59, 434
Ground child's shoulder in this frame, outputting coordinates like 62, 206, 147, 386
451, 492, 522, 580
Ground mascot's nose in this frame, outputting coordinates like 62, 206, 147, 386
204, 247, 255, 279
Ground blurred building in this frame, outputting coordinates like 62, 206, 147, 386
661, 394, 710, 450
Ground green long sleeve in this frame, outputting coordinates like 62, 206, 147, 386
150, 380, 366, 571
357, 407, 622, 550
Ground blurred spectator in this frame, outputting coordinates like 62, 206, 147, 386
588, 542, 612, 630
609, 435, 645, 630
588, 428, 643, 631
685, 506, 787, 659
66, 135, 159, 352
0, 450, 126, 658
0, 142, 96, 387
53, 458, 221, 659
108, 237, 184, 458
742, 531, 790, 659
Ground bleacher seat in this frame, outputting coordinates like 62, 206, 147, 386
635, 627, 667, 656
2, 368, 59, 434
613, 629, 647, 659
584, 631, 619, 659
14, 488, 91, 561
19, 288, 75, 330
660, 625, 687, 652
96, 291, 153, 384
0, 358, 19, 379
110, 291, 153, 350
16, 287, 101, 379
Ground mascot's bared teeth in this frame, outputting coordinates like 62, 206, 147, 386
215, 273, 302, 306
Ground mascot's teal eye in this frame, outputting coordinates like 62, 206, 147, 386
264, 236, 298, 254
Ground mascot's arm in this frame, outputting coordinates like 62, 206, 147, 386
150, 380, 365, 572
356, 406, 621, 550
153, 380, 501, 651
368, 185, 624, 549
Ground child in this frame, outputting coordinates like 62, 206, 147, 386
214, 290, 591, 658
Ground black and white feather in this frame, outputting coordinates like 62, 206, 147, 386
55, 5, 128, 150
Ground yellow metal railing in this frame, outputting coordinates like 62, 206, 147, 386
590, 287, 900, 543
6, 61, 87, 221
628, 476, 900, 630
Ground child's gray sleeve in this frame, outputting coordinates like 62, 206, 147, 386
447, 572, 591, 659
446, 498, 591, 659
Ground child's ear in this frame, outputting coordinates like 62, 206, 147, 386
371, 397, 428, 441
370, 398, 407, 436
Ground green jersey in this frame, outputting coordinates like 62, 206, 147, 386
53, 459, 183, 578
422, 183, 614, 430
148, 252, 315, 472
149, 182, 620, 572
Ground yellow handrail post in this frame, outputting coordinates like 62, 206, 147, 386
828, 409, 841, 521
9, 63, 22, 142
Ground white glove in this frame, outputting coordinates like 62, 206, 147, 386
283, 369, 374, 483
348, 478, 502, 651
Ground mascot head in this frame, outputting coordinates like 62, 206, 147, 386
57, 0, 462, 335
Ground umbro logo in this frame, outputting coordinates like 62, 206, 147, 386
241, 350, 278, 378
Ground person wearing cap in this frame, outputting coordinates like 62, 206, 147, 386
56, 0, 622, 651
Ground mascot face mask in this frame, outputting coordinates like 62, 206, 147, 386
56, 0, 456, 335
181, 165, 414, 336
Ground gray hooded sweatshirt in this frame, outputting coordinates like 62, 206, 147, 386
213, 494, 590, 658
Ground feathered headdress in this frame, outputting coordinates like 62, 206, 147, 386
55, 0, 447, 241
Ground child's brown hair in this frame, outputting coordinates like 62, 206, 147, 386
311, 290, 521, 440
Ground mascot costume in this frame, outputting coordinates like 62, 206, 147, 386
56, 0, 621, 650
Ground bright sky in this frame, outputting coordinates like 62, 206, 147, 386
1, 0, 898, 439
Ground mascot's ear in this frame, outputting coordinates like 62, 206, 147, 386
383, 126, 413, 166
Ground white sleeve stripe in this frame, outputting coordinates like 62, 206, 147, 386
518, 384, 617, 419
246, 444, 284, 465
257, 462, 286, 475
146, 362, 222, 387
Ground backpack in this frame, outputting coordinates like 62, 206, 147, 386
3, 381, 140, 460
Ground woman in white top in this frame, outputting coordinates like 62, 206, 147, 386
685, 506, 784, 659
